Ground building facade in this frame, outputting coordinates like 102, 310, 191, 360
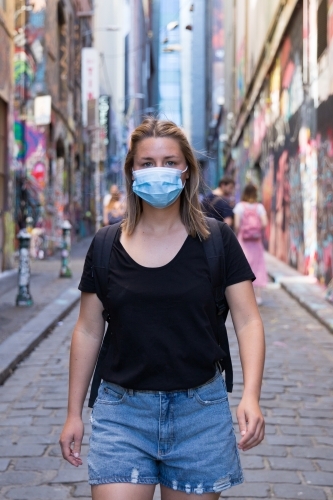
11, 0, 94, 264
94, 0, 129, 189
151, 0, 225, 187
0, 1, 15, 272
223, 0, 333, 285
125, 0, 153, 132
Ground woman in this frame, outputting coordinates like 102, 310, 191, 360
233, 183, 268, 305
60, 118, 265, 500
103, 184, 126, 226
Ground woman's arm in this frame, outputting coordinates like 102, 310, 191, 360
225, 280, 265, 451
59, 292, 105, 466
103, 204, 109, 225
260, 206, 268, 228
233, 213, 241, 234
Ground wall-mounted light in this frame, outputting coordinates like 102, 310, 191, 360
167, 21, 179, 31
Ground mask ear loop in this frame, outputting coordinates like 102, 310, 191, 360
181, 166, 189, 187
181, 166, 189, 189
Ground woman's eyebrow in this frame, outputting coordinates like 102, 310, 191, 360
139, 155, 180, 160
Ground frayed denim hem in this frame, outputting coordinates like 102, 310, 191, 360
159, 474, 244, 495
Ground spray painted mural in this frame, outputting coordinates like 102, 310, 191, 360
14, 1, 46, 101
13, 1, 48, 230
317, 98, 333, 283
231, 7, 324, 278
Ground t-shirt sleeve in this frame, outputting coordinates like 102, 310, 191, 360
233, 202, 243, 216
257, 203, 266, 216
78, 237, 97, 293
221, 224, 256, 287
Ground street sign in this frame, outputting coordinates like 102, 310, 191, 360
34, 95, 52, 125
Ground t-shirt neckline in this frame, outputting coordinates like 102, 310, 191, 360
118, 234, 190, 270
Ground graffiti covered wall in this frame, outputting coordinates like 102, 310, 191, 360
231, 7, 324, 278
13, 0, 48, 230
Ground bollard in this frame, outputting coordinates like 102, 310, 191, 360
59, 220, 72, 278
16, 229, 34, 307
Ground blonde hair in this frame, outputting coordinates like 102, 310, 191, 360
122, 117, 209, 239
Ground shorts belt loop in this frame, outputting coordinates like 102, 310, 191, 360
128, 389, 134, 396
188, 388, 193, 398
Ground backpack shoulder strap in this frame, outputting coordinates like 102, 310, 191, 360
202, 217, 233, 392
92, 222, 121, 304
203, 217, 227, 310
88, 221, 121, 408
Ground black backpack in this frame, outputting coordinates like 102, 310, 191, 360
88, 217, 233, 408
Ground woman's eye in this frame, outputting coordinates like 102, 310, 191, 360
166, 161, 175, 166
142, 162, 153, 168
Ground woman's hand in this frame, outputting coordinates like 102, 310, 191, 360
59, 293, 104, 466
226, 281, 265, 451
236, 395, 265, 451
59, 416, 84, 467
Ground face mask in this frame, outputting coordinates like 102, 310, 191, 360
132, 166, 188, 209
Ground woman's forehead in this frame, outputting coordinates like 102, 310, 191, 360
135, 137, 183, 157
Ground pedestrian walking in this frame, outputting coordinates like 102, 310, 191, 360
201, 177, 235, 226
233, 183, 268, 305
59, 118, 265, 500
103, 184, 126, 226
219, 176, 236, 208
201, 187, 234, 226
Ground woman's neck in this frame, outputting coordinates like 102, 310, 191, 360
137, 201, 184, 236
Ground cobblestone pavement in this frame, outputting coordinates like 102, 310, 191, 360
0, 238, 91, 345
0, 284, 332, 499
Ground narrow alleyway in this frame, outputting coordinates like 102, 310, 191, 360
0, 284, 332, 500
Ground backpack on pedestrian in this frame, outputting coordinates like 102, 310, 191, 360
88, 217, 233, 408
239, 203, 262, 241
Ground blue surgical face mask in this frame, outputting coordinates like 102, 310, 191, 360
132, 166, 188, 209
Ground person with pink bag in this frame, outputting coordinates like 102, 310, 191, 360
233, 183, 268, 305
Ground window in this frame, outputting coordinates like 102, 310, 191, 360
317, 0, 328, 60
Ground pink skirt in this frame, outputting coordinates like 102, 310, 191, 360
239, 237, 268, 288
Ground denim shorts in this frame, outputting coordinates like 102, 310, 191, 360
88, 370, 243, 494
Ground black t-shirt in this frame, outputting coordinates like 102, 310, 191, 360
78, 225, 255, 390
202, 192, 234, 222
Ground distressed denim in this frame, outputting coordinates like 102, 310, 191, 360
88, 370, 243, 494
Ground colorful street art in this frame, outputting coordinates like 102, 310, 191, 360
14, 1, 46, 100
230, 8, 327, 278
13, 2, 48, 232
14, 49, 36, 99
316, 98, 333, 283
